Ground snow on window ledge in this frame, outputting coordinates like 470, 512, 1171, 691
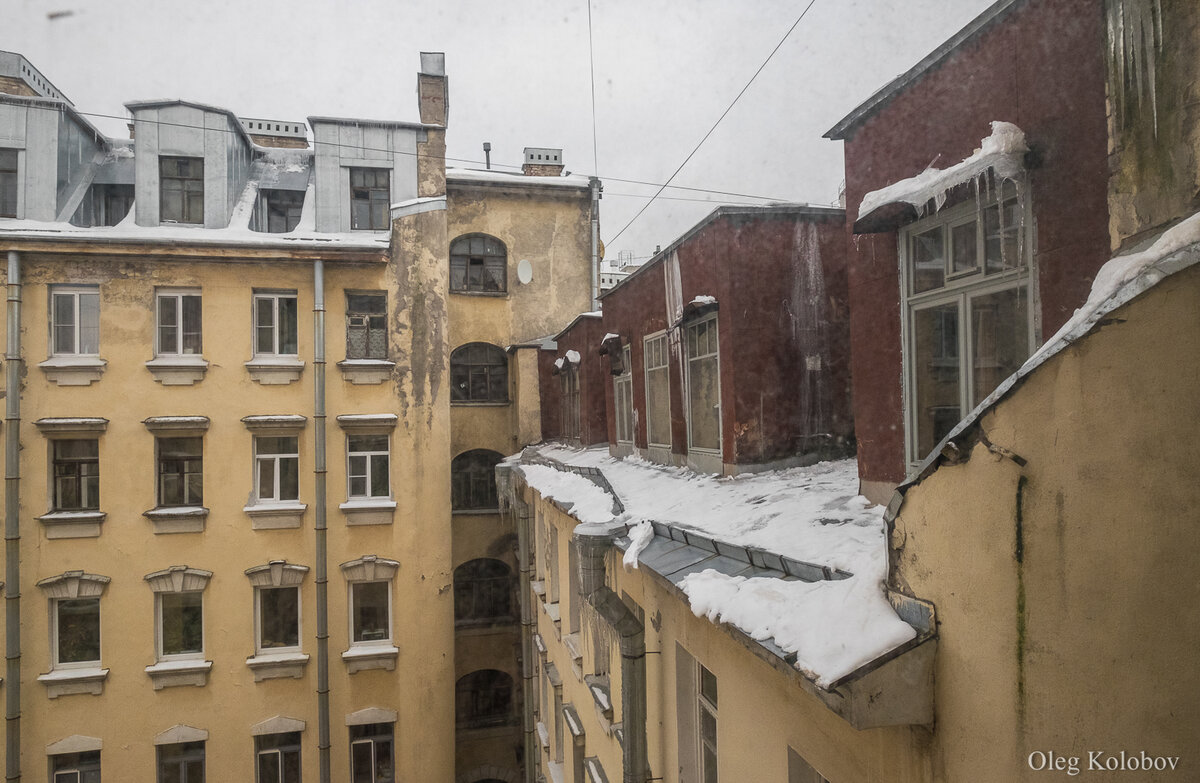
336, 359, 395, 385
245, 650, 309, 682
37, 510, 105, 539
143, 506, 209, 535
38, 356, 107, 387
144, 659, 212, 690
38, 666, 109, 699
145, 355, 210, 386
341, 644, 399, 674
244, 356, 305, 385
339, 498, 396, 526
244, 501, 307, 530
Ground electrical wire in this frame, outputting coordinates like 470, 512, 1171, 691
585, 0, 600, 175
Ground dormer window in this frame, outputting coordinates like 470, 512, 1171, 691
349, 168, 389, 230
160, 157, 204, 225
0, 149, 17, 218
257, 189, 304, 234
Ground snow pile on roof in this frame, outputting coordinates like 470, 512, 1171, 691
690, 294, 717, 306
858, 121, 1027, 220
447, 168, 592, 188
564, 349, 582, 364
601, 332, 620, 343
0, 216, 388, 249
519, 464, 617, 525
523, 445, 916, 686
622, 520, 654, 570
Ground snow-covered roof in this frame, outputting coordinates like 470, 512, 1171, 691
0, 217, 389, 251
446, 168, 592, 189
897, 210, 1200, 495
552, 310, 603, 341
515, 445, 918, 688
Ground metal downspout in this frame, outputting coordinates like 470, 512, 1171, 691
313, 259, 331, 783
515, 497, 537, 783
590, 177, 602, 310
5, 250, 21, 783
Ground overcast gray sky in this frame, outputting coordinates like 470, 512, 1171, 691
2, 0, 995, 261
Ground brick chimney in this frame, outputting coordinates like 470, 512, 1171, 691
417, 52, 448, 126
523, 147, 564, 176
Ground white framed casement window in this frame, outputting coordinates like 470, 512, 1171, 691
684, 315, 721, 453
644, 331, 671, 448
144, 566, 213, 689
52, 439, 100, 511
36, 571, 110, 698
698, 663, 718, 783
614, 344, 634, 444
255, 436, 300, 503
256, 731, 301, 783
253, 291, 299, 357
156, 288, 202, 357
340, 555, 400, 673
157, 741, 205, 783
900, 179, 1036, 467
50, 285, 100, 357
51, 750, 101, 783
245, 561, 310, 681
157, 437, 203, 507
349, 723, 394, 782
347, 434, 390, 499
351, 582, 391, 645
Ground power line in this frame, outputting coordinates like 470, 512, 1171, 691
607, 0, 821, 245
585, 0, 600, 175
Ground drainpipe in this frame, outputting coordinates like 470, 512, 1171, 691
5, 250, 22, 783
576, 532, 647, 783
514, 495, 537, 783
589, 177, 602, 311
313, 259, 331, 783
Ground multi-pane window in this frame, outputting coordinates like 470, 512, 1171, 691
0, 148, 17, 217
644, 333, 671, 447
351, 581, 391, 645
685, 316, 721, 452
902, 181, 1033, 464
51, 285, 100, 356
449, 234, 507, 293
255, 436, 300, 503
53, 597, 101, 668
256, 732, 301, 783
157, 290, 202, 356
157, 437, 203, 507
259, 189, 304, 234
698, 664, 718, 783
53, 439, 99, 511
349, 723, 393, 783
561, 364, 580, 439
159, 591, 204, 659
450, 449, 503, 511
254, 292, 299, 356
614, 344, 634, 443
453, 559, 513, 625
96, 183, 134, 227
455, 669, 514, 728
349, 168, 389, 230
160, 156, 204, 224
256, 586, 300, 652
346, 292, 387, 360
450, 343, 508, 403
157, 741, 205, 783
347, 434, 389, 499
51, 751, 101, 783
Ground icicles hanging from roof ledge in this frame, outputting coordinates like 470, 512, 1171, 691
1106, 0, 1163, 136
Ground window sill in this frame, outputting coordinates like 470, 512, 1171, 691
337, 359, 395, 385
38, 356, 107, 386
145, 356, 209, 386
38, 666, 108, 698
341, 644, 399, 673
244, 501, 307, 530
145, 659, 212, 690
339, 499, 396, 526
246, 650, 310, 682
452, 507, 502, 516
37, 510, 105, 539
450, 400, 511, 407
143, 506, 208, 534
536, 721, 551, 750
245, 357, 305, 385
450, 290, 509, 298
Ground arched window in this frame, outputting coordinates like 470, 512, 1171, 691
455, 669, 514, 728
454, 559, 513, 625
450, 234, 507, 293
451, 449, 504, 510
451, 343, 508, 403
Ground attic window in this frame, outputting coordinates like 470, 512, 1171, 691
1, 149, 18, 218
160, 157, 204, 225
349, 168, 389, 231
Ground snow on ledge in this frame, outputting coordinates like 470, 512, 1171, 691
858, 121, 1028, 220
564, 349, 582, 365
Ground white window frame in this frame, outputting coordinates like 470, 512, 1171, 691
51, 596, 102, 670
643, 331, 671, 448
899, 184, 1038, 468
51, 750, 101, 783
50, 285, 100, 357
253, 291, 299, 357
349, 580, 393, 647
255, 732, 302, 783
349, 724, 394, 782
155, 288, 203, 358
614, 344, 634, 444
254, 435, 300, 503
255, 585, 302, 656
156, 590, 205, 662
346, 433, 391, 500
684, 314, 721, 454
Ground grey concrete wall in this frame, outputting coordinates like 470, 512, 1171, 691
311, 120, 419, 232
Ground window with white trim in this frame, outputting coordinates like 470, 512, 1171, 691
157, 741, 205, 783
51, 751, 101, 783
351, 581, 391, 646
644, 333, 671, 447
53, 439, 99, 511
255, 732, 301, 783
159, 590, 203, 660
51, 285, 100, 357
347, 434, 389, 500
156, 289, 202, 357
254, 291, 299, 357
349, 723, 393, 782
698, 664, 718, 783
901, 179, 1034, 465
53, 596, 101, 669
340, 556, 399, 673
256, 585, 301, 653
685, 315, 720, 452
255, 436, 300, 503
614, 344, 633, 443
157, 437, 203, 507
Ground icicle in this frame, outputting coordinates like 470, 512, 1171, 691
1106, 0, 1163, 136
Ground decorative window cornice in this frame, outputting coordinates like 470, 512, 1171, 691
34, 417, 108, 438
143, 416, 210, 436
339, 554, 400, 582
36, 571, 110, 599
335, 414, 398, 433
144, 565, 212, 593
345, 707, 398, 726
245, 561, 310, 588
154, 725, 208, 745
241, 414, 308, 434
251, 716, 307, 736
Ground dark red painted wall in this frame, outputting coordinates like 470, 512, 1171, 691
840, 0, 1110, 483
551, 316, 609, 447
537, 348, 562, 440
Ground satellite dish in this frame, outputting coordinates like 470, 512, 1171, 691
517, 259, 533, 285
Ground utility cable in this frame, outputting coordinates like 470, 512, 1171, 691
586, 0, 600, 174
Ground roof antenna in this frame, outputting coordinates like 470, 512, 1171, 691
483, 142, 492, 170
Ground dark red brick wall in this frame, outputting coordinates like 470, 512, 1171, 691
840, 0, 1110, 483
537, 349, 562, 440
551, 316, 609, 446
